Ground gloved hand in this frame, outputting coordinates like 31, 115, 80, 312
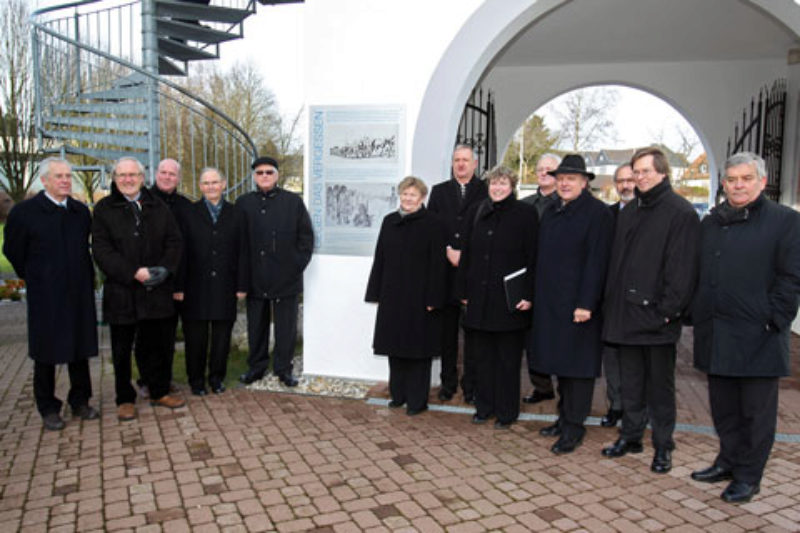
143, 266, 168, 287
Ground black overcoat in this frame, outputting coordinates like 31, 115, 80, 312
365, 207, 448, 358
530, 190, 614, 378
428, 175, 488, 303
602, 180, 700, 345
92, 184, 183, 324
456, 195, 538, 332
235, 187, 314, 299
3, 192, 98, 364
176, 200, 247, 321
693, 195, 800, 377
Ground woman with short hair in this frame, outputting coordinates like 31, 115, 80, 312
366, 176, 448, 415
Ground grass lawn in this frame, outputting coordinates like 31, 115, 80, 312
0, 223, 14, 276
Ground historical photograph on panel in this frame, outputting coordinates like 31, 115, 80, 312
325, 182, 398, 228
309, 105, 405, 256
327, 124, 398, 162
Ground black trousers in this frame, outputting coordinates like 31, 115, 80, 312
602, 343, 623, 410
183, 319, 234, 390
246, 295, 298, 377
472, 329, 524, 424
526, 342, 554, 394
111, 320, 174, 404
388, 357, 431, 410
135, 312, 178, 384
618, 344, 676, 449
33, 359, 92, 416
439, 304, 460, 394
460, 326, 477, 397
556, 376, 595, 441
708, 375, 778, 485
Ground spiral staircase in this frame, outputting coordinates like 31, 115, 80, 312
31, 0, 300, 199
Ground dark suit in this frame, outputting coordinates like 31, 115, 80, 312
427, 175, 487, 397
693, 195, 800, 484
3, 192, 98, 416
177, 199, 246, 391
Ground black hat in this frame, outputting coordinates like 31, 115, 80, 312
251, 156, 279, 170
547, 154, 595, 181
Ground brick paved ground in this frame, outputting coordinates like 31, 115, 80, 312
1, 301, 799, 532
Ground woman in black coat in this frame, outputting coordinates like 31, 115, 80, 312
175, 169, 246, 395
365, 176, 447, 415
529, 155, 614, 453
456, 166, 538, 429
92, 157, 184, 419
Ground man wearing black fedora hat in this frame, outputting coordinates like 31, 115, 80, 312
236, 156, 314, 387
529, 154, 614, 454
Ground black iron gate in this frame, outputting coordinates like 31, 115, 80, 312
722, 79, 786, 202
456, 88, 496, 175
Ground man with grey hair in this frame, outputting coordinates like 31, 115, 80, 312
690, 151, 800, 503
428, 144, 488, 403
521, 152, 561, 404
3, 157, 99, 430
93, 157, 185, 421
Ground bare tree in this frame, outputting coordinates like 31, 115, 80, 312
0, 0, 38, 202
548, 87, 620, 152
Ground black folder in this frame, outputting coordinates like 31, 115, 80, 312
503, 267, 527, 312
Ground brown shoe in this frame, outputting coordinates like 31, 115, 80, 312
150, 394, 185, 409
117, 403, 136, 421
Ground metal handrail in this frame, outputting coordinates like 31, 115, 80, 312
32, 22, 258, 156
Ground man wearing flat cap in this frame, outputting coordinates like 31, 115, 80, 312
530, 154, 614, 454
601, 147, 700, 474
236, 156, 314, 387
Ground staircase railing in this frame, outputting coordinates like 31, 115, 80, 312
31, 0, 259, 200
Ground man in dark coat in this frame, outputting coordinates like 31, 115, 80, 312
520, 153, 561, 404
530, 155, 614, 454
366, 177, 448, 415
175, 168, 247, 395
93, 157, 185, 421
427, 144, 487, 403
3, 157, 99, 430
690, 152, 800, 503
601, 147, 700, 474
457, 166, 538, 429
135, 158, 194, 395
236, 156, 314, 387
600, 163, 636, 428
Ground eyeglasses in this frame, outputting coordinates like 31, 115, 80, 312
254, 169, 276, 176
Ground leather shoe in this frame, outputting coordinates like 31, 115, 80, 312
278, 373, 299, 387
437, 389, 453, 401
651, 448, 672, 474
539, 422, 562, 437
600, 409, 623, 427
494, 420, 513, 430
551, 436, 582, 455
239, 370, 264, 385
150, 394, 185, 409
522, 390, 556, 404
210, 383, 226, 394
72, 404, 99, 420
602, 438, 643, 457
691, 465, 733, 483
721, 480, 760, 503
388, 399, 405, 408
407, 406, 428, 416
472, 414, 491, 424
43, 412, 65, 431
191, 387, 207, 396
117, 403, 136, 421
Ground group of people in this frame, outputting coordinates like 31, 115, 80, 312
4, 142, 798, 506
4, 155, 313, 425
366, 145, 800, 504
